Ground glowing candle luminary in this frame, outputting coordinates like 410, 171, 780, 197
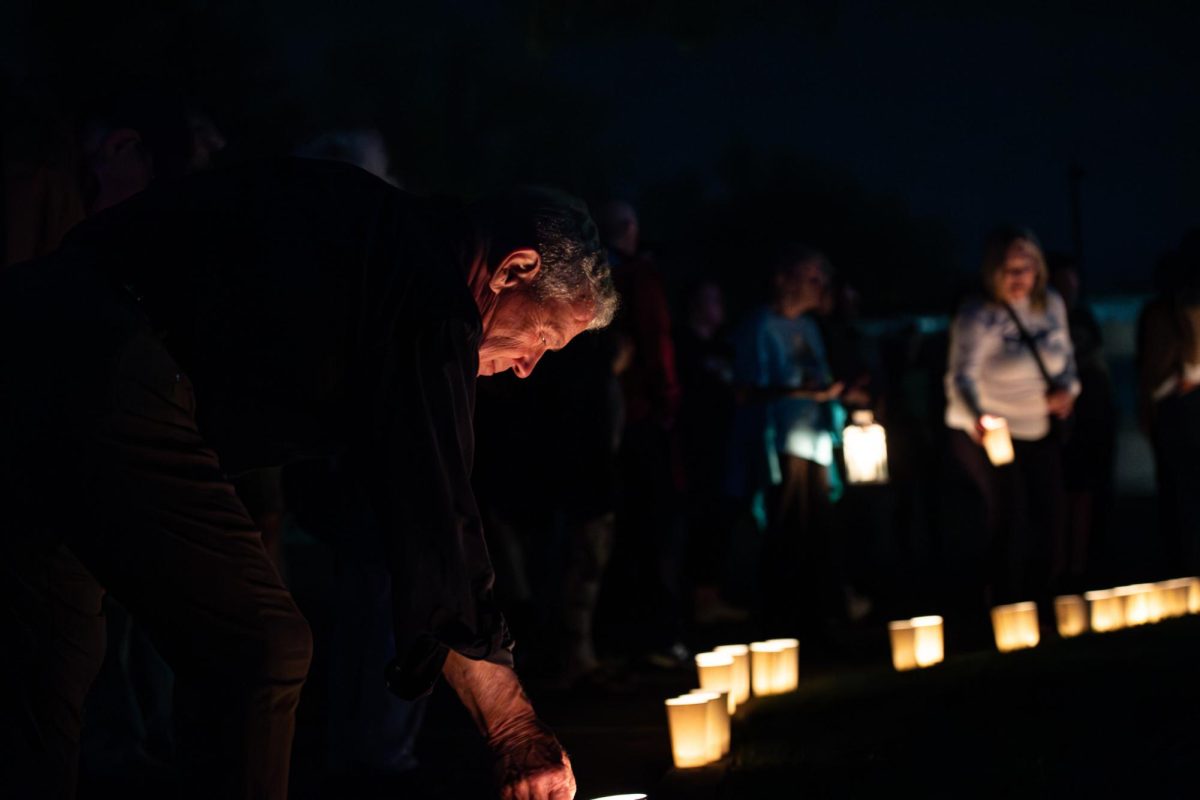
688, 689, 731, 760
1085, 589, 1125, 632
749, 641, 782, 696
1116, 584, 1159, 627
1147, 582, 1168, 622
764, 638, 800, 693
981, 415, 1015, 466
843, 410, 889, 484
713, 644, 752, 708
665, 694, 713, 768
990, 602, 1040, 652
1147, 583, 1167, 623
888, 615, 945, 671
1189, 577, 1200, 614
1160, 579, 1193, 618
1053, 595, 1088, 638
694, 652, 737, 713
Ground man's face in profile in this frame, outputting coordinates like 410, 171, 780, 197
477, 287, 595, 378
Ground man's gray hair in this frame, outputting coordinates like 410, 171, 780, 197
471, 187, 618, 330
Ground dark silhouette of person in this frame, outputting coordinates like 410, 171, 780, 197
598, 199, 690, 668
1137, 230, 1200, 575
0, 158, 616, 799
1048, 253, 1116, 589
675, 278, 747, 624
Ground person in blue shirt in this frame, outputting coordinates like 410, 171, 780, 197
729, 245, 845, 634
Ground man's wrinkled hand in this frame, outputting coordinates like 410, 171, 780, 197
492, 720, 576, 800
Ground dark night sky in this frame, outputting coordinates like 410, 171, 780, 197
547, 1, 1199, 288
5, 1, 1198, 295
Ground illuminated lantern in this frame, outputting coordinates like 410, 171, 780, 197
1146, 584, 1166, 623
665, 694, 712, 768
713, 644, 752, 708
749, 641, 782, 696
1160, 579, 1193, 618
688, 690, 731, 760
1189, 577, 1200, 614
764, 638, 799, 692
1115, 584, 1158, 626
1084, 589, 1124, 632
888, 615, 944, 671
990, 602, 1039, 652
843, 410, 889, 484
694, 652, 737, 713
1053, 595, 1088, 638
981, 415, 1015, 466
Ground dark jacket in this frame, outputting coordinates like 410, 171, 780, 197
0, 158, 510, 698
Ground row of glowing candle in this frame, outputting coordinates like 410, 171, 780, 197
664, 639, 799, 768
889, 577, 1200, 670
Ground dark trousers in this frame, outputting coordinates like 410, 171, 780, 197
945, 429, 1066, 610
763, 455, 833, 631
1153, 388, 1200, 575
0, 323, 311, 799
612, 421, 685, 652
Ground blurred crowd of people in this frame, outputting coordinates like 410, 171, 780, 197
4, 84, 1199, 791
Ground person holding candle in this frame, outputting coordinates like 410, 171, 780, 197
943, 227, 1079, 616
0, 158, 616, 799
729, 244, 846, 636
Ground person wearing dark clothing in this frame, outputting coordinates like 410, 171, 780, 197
816, 279, 878, 623
476, 324, 624, 687
675, 279, 746, 623
599, 200, 688, 667
280, 456, 430, 785
1138, 231, 1200, 576
0, 158, 616, 799
1049, 257, 1116, 588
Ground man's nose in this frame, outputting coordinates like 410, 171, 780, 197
512, 348, 546, 379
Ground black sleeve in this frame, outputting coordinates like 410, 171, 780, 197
351, 314, 513, 700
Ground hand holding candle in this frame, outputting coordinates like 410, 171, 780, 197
978, 414, 1015, 466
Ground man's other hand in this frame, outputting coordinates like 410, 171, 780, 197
494, 727, 576, 800
441, 649, 576, 799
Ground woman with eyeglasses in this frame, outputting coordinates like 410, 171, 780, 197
943, 227, 1079, 619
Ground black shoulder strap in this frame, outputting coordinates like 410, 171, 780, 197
1003, 302, 1055, 390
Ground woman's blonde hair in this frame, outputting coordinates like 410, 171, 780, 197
980, 226, 1048, 310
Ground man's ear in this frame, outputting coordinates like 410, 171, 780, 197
489, 248, 541, 294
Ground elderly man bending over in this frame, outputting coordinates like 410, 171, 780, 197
0, 158, 616, 800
